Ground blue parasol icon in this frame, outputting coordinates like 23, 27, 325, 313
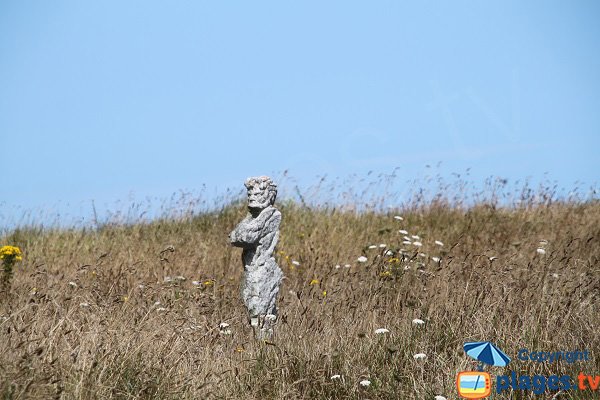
462, 341, 511, 394
463, 341, 511, 368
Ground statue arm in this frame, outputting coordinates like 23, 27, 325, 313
229, 215, 256, 248
229, 208, 278, 248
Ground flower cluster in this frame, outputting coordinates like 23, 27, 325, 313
1, 245, 23, 287
0, 245, 22, 262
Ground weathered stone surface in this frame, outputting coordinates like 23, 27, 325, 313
229, 176, 283, 338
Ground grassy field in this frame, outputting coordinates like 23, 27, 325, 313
1, 196, 599, 399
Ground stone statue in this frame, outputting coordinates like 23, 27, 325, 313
229, 176, 283, 339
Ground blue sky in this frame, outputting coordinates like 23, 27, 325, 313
1, 1, 599, 226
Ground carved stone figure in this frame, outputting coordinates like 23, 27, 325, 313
229, 176, 283, 338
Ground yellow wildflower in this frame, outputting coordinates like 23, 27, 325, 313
310, 279, 319, 285
380, 271, 393, 278
1, 245, 23, 286
322, 290, 327, 297
203, 280, 214, 286
0, 245, 22, 261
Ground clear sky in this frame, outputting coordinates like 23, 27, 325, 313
1, 1, 599, 227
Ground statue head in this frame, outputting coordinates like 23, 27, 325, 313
245, 176, 277, 211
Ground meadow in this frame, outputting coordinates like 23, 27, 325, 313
1, 179, 599, 399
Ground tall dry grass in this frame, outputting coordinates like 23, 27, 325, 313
1, 179, 599, 399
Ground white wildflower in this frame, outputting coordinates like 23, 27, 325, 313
154, 301, 161, 306
192, 280, 201, 286
384, 250, 394, 256
218, 322, 233, 334
331, 374, 341, 380
435, 240, 444, 246
357, 256, 368, 263
163, 276, 173, 283
551, 273, 559, 278
374, 328, 390, 334
156, 307, 168, 312
402, 240, 412, 245
344, 264, 351, 268
399, 229, 408, 235
79, 302, 90, 308
411, 235, 420, 240
379, 244, 387, 248
403, 236, 411, 241
335, 264, 341, 269
68, 281, 78, 288
265, 314, 277, 321
431, 257, 440, 263
413, 241, 423, 247
419, 253, 427, 258
292, 260, 300, 266
359, 379, 371, 387
368, 245, 377, 249
138, 284, 145, 289
413, 353, 427, 360
489, 256, 498, 261
412, 318, 425, 325
175, 275, 186, 281
536, 248, 546, 255
434, 396, 448, 400
394, 215, 404, 220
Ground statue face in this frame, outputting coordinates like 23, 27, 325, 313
247, 185, 272, 209
245, 176, 276, 210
